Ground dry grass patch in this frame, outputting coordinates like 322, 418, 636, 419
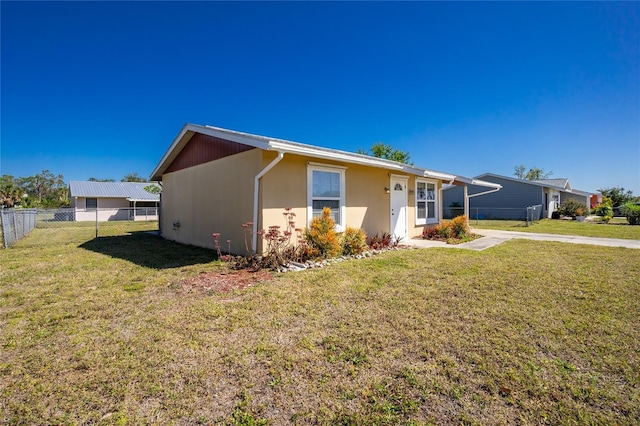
1, 227, 639, 424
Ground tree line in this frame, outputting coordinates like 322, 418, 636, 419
0, 171, 150, 208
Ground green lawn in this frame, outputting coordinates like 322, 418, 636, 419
473, 217, 640, 239
1, 227, 639, 424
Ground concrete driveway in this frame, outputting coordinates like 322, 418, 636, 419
404, 229, 640, 251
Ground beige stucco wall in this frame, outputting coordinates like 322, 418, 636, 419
259, 152, 434, 243
161, 149, 261, 254
160, 148, 445, 254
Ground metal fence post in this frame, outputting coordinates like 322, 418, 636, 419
1, 210, 7, 248
13, 210, 18, 242
95, 208, 99, 238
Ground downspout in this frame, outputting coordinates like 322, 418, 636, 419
252, 151, 285, 254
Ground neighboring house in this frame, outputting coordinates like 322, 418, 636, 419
590, 193, 602, 209
443, 173, 592, 220
69, 181, 160, 221
150, 124, 499, 255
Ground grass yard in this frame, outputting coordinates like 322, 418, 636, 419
473, 217, 640, 240
1, 226, 639, 424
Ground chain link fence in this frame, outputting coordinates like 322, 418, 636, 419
1, 208, 159, 248
0, 209, 37, 248
443, 205, 544, 226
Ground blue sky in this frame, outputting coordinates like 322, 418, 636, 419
2, 1, 639, 194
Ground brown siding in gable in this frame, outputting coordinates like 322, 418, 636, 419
165, 133, 255, 174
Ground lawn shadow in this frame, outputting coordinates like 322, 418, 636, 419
79, 231, 216, 269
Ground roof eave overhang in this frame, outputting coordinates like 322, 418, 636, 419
449, 177, 503, 189
151, 123, 458, 181
149, 124, 273, 181
425, 171, 457, 181
266, 140, 405, 171
127, 198, 160, 202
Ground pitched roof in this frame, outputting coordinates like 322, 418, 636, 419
532, 178, 571, 190
150, 123, 457, 182
69, 181, 160, 202
471, 173, 592, 195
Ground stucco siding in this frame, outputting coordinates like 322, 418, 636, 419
160, 148, 446, 253
260, 154, 396, 243
345, 163, 393, 238
160, 149, 261, 254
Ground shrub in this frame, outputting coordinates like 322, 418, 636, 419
450, 201, 463, 217
621, 202, 640, 225
340, 227, 368, 256
436, 224, 453, 239
421, 226, 439, 240
226, 209, 311, 271
368, 232, 396, 250
594, 203, 613, 218
450, 215, 469, 238
557, 200, 588, 218
304, 207, 341, 258
422, 216, 471, 242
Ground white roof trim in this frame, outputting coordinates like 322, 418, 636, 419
151, 123, 458, 181
471, 179, 502, 189
268, 140, 404, 170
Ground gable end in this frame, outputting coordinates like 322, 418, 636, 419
165, 133, 255, 174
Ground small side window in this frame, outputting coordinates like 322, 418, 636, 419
86, 198, 97, 210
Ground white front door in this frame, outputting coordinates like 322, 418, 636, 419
390, 177, 408, 242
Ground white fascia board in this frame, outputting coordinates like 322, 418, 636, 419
202, 125, 271, 149
470, 179, 502, 189
423, 170, 456, 181
150, 124, 194, 181
150, 123, 273, 180
267, 141, 404, 170
396, 164, 454, 181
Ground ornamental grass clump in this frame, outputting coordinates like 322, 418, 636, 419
304, 207, 341, 258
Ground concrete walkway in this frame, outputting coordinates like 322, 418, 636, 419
403, 229, 640, 251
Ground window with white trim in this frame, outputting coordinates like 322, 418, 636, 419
416, 180, 437, 225
307, 164, 345, 230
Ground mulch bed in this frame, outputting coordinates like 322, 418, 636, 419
180, 268, 274, 293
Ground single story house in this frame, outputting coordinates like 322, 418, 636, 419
150, 124, 500, 255
442, 173, 592, 220
69, 181, 160, 221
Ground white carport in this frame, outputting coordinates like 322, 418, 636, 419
446, 177, 503, 225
